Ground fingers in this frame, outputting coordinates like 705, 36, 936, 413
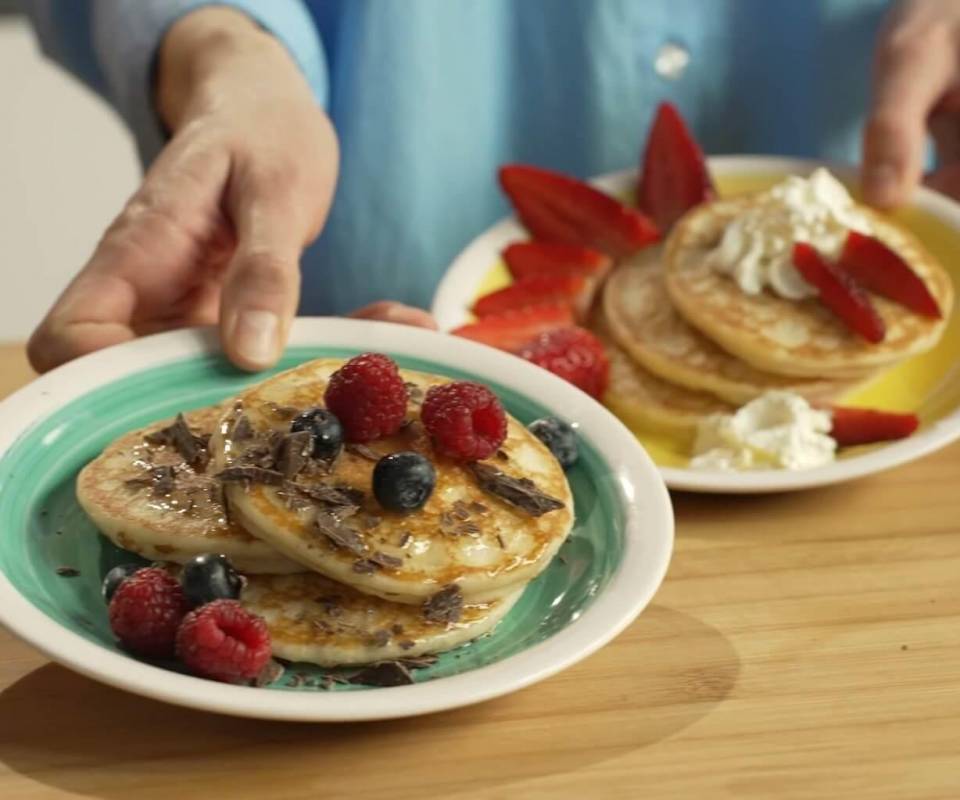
348, 301, 439, 330
863, 11, 958, 208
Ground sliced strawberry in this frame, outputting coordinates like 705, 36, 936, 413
472, 274, 595, 321
451, 304, 575, 352
499, 164, 659, 258
637, 102, 715, 232
516, 326, 610, 399
830, 406, 919, 446
792, 243, 886, 343
503, 241, 612, 282
839, 231, 941, 319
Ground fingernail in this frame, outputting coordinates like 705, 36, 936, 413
864, 162, 900, 207
232, 310, 278, 367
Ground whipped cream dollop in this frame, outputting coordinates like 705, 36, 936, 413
709, 168, 872, 300
690, 391, 836, 471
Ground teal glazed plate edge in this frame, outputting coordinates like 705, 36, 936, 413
0, 318, 673, 721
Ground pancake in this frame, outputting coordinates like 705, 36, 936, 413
664, 198, 954, 378
242, 572, 522, 666
596, 317, 734, 437
77, 405, 302, 574
211, 358, 574, 605
603, 249, 867, 405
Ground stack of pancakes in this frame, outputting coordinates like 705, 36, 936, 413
78, 359, 574, 669
599, 195, 954, 437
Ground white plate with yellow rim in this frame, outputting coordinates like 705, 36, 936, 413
432, 156, 960, 493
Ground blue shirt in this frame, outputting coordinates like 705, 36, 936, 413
25, 0, 891, 316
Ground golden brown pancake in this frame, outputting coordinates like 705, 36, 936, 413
664, 198, 954, 378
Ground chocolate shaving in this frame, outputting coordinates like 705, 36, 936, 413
469, 501, 489, 514
399, 639, 416, 650
285, 481, 362, 513
401, 654, 438, 669
452, 501, 471, 521
369, 629, 391, 647
423, 584, 463, 624
315, 510, 366, 555
496, 449, 509, 462
399, 531, 412, 548
252, 658, 285, 687
145, 414, 208, 470
56, 567, 79, 577
455, 521, 481, 536
276, 431, 314, 478
369, 550, 403, 569
496, 534, 506, 549
316, 595, 343, 616
232, 414, 254, 441
346, 443, 379, 462
363, 515, 382, 530
468, 462, 564, 517
352, 558, 377, 574
216, 466, 284, 486
125, 464, 177, 496
348, 661, 414, 687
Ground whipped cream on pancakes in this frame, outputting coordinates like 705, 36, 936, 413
690, 391, 836, 471
709, 169, 872, 300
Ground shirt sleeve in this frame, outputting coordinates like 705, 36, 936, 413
22, 0, 329, 165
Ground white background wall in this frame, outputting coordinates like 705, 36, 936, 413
0, 16, 140, 341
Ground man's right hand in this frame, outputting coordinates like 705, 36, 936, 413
29, 7, 338, 373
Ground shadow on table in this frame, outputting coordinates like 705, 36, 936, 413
0, 605, 739, 799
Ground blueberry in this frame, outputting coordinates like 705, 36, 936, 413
528, 417, 578, 469
181, 554, 243, 608
291, 407, 344, 461
102, 563, 142, 603
373, 452, 436, 512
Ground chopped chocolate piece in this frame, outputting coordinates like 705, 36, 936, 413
363, 514, 382, 530
276, 431, 314, 478
145, 413, 208, 470
315, 510, 366, 555
404, 381, 424, 402
391, 624, 405, 634
348, 661, 414, 687
369, 550, 403, 569
316, 595, 343, 616
284, 481, 362, 514
346, 443, 379, 462
452, 500, 471, 521
399, 639, 416, 650
455, 521, 481, 536
352, 558, 377, 574
126, 464, 178, 496
369, 629, 391, 647
468, 462, 564, 517
56, 566, 79, 577
496, 534, 506, 549
253, 659, 285, 687
216, 466, 285, 486
232, 414, 254, 441
399, 531, 412, 548
423, 584, 463, 624
469, 501, 489, 514
496, 449, 509, 462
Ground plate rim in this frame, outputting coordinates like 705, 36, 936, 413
431, 155, 960, 494
0, 317, 674, 721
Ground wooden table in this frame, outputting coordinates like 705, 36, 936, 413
0, 342, 958, 800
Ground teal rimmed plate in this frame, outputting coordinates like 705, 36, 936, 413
0, 317, 673, 721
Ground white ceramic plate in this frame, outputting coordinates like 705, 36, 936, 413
0, 317, 673, 721
432, 156, 960, 493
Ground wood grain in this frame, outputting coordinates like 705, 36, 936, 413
0, 342, 958, 799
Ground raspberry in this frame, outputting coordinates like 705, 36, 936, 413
324, 353, 409, 443
176, 600, 272, 683
421, 381, 507, 460
516, 326, 609, 399
108, 567, 188, 658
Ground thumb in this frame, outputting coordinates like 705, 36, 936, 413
220, 172, 310, 371
863, 26, 955, 208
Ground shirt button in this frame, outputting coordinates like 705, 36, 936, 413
654, 41, 690, 81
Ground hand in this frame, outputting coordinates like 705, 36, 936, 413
29, 7, 337, 373
348, 301, 438, 329
863, 0, 960, 207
